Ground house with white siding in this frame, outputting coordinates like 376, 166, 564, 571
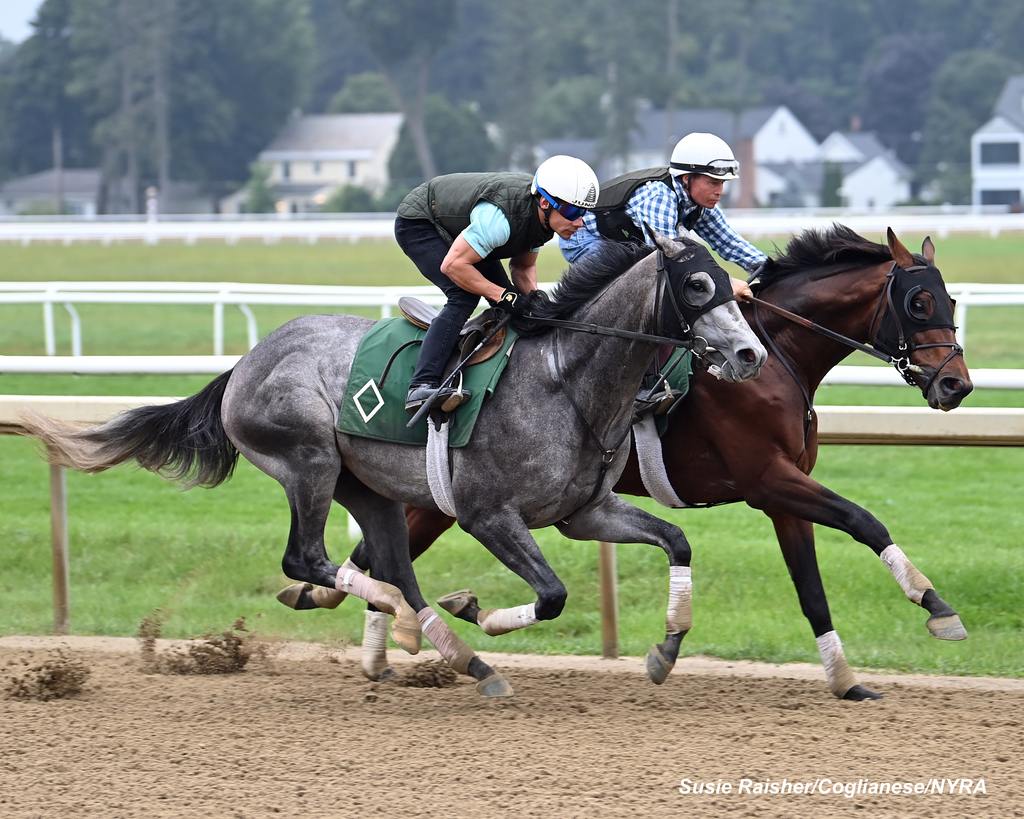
222, 113, 403, 213
971, 75, 1024, 208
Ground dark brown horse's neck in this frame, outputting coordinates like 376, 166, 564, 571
755, 262, 891, 396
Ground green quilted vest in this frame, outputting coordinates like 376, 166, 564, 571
397, 172, 552, 259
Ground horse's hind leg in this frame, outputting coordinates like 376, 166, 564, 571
770, 512, 880, 701
333, 474, 511, 697
556, 493, 692, 685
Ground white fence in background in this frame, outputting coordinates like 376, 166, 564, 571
1, 282, 1022, 387
0, 207, 1023, 244
0, 282, 445, 356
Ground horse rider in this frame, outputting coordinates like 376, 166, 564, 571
396, 155, 601, 411
559, 132, 766, 302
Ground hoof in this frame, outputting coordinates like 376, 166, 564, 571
437, 589, 477, 617
645, 645, 675, 685
841, 684, 883, 701
475, 672, 514, 698
362, 665, 396, 682
391, 601, 422, 655
276, 583, 310, 609
927, 613, 967, 641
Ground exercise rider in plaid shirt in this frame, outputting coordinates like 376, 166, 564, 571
559, 132, 767, 303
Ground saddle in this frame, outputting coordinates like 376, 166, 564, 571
398, 297, 510, 412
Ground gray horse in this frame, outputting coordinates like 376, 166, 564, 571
25, 234, 766, 696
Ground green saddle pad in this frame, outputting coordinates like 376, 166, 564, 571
337, 317, 518, 447
655, 347, 693, 436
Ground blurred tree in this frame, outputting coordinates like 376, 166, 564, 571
533, 77, 605, 140
388, 95, 495, 190
321, 184, 376, 212
0, 0, 94, 192
821, 162, 844, 207
327, 72, 398, 113
340, 0, 456, 180
918, 49, 1021, 203
306, 0, 375, 111
243, 163, 276, 213
856, 33, 945, 170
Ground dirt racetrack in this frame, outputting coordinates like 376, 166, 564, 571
2, 636, 1022, 818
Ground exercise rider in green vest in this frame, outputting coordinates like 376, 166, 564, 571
396, 155, 601, 411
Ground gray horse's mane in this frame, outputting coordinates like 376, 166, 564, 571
522, 242, 656, 330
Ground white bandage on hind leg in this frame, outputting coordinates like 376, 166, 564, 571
362, 610, 390, 679
476, 603, 538, 636
417, 607, 476, 674
335, 567, 402, 614
666, 566, 692, 634
816, 630, 857, 697
879, 544, 932, 604
313, 558, 364, 608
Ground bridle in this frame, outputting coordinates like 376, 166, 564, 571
750, 260, 962, 394
547, 244, 737, 513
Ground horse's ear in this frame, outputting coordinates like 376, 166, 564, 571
647, 226, 677, 254
886, 227, 915, 268
921, 236, 935, 265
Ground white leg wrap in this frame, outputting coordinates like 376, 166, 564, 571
666, 566, 692, 634
417, 607, 475, 675
880, 544, 932, 604
361, 610, 390, 679
816, 630, 857, 697
335, 568, 403, 614
476, 603, 538, 636
314, 558, 364, 608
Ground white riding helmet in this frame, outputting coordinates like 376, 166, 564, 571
531, 155, 600, 210
669, 132, 740, 180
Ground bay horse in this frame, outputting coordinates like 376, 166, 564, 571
287, 226, 972, 700
24, 234, 766, 697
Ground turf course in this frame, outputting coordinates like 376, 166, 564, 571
1, 235, 1021, 677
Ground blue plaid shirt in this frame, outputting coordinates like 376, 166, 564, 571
560, 176, 767, 272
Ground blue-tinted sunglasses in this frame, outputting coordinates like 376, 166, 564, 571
536, 185, 587, 221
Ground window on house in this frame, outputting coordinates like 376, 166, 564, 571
980, 189, 1021, 206
348, 160, 357, 178
282, 161, 291, 180
980, 142, 1020, 164
313, 160, 321, 175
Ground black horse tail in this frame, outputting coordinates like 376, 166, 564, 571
22, 370, 239, 488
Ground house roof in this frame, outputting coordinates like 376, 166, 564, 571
828, 131, 911, 177
261, 113, 403, 159
631, 107, 779, 154
1, 168, 101, 198
993, 75, 1024, 130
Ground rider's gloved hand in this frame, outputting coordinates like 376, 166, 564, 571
494, 288, 529, 317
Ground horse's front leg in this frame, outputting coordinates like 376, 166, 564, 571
747, 460, 966, 641
556, 493, 692, 685
444, 508, 568, 637
769, 512, 880, 701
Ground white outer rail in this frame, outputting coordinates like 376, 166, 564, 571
1, 208, 1023, 243
1, 280, 1021, 361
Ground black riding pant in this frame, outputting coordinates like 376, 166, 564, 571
394, 216, 512, 386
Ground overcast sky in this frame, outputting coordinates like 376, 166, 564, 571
0, 0, 43, 43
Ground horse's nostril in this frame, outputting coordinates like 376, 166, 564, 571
941, 376, 972, 397
740, 348, 756, 365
